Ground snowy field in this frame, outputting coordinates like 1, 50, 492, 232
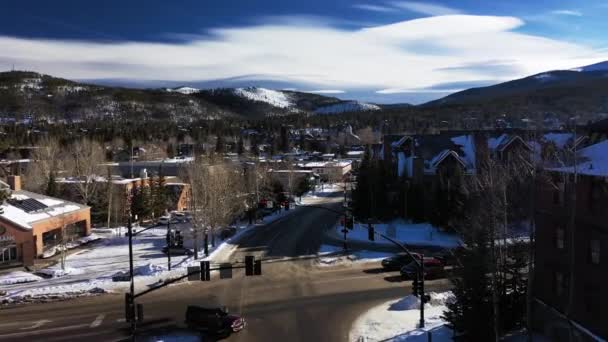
349, 292, 454, 342
337, 220, 461, 248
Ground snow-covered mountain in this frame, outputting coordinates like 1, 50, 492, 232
571, 61, 608, 72
232, 87, 293, 108
165, 86, 200, 94
314, 101, 381, 114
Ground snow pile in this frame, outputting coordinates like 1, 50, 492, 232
337, 220, 461, 248
315, 101, 381, 114
349, 292, 454, 342
37, 267, 85, 278
0, 271, 43, 285
316, 244, 392, 266
233, 87, 293, 108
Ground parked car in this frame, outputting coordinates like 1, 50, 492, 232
381, 253, 423, 271
185, 306, 246, 336
162, 245, 193, 256
220, 226, 237, 240
158, 216, 170, 225
400, 257, 445, 280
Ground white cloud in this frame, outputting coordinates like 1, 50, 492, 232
0, 14, 605, 94
353, 4, 397, 13
551, 10, 583, 16
390, 1, 461, 16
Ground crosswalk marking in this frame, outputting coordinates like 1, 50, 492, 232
89, 314, 105, 328
20, 319, 51, 330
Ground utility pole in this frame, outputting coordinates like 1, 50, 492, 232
419, 257, 425, 328
166, 218, 171, 271
127, 214, 136, 334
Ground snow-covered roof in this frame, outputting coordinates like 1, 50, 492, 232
543, 133, 573, 149
0, 190, 88, 229
547, 140, 608, 177
450, 135, 476, 171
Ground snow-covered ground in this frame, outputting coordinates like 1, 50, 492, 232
0, 271, 44, 286
316, 244, 392, 266
337, 220, 461, 248
349, 292, 454, 342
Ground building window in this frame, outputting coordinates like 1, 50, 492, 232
554, 272, 567, 297
556, 226, 565, 249
590, 239, 600, 265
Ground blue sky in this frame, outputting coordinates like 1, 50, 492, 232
2, 0, 608, 104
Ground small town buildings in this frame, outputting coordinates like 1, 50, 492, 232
0, 176, 91, 267
297, 161, 352, 182
269, 170, 316, 192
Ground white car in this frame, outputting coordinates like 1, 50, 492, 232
158, 216, 170, 225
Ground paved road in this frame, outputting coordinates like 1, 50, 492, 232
0, 193, 452, 341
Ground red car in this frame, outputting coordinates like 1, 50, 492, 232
400, 257, 445, 280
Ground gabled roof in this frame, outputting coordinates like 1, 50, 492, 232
488, 134, 531, 153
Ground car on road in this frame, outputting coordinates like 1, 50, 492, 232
162, 245, 193, 256
400, 257, 445, 280
220, 226, 238, 240
381, 252, 423, 271
185, 306, 246, 336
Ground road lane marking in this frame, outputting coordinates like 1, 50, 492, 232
19, 319, 51, 330
3, 323, 90, 338
89, 314, 105, 328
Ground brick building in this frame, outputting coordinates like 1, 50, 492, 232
0, 176, 91, 267
533, 139, 608, 341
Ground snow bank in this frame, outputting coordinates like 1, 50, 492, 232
338, 220, 461, 248
349, 292, 454, 342
316, 244, 392, 266
37, 267, 85, 278
0, 271, 43, 285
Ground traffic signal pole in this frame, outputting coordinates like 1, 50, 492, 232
420, 257, 425, 328
127, 215, 136, 334
166, 219, 171, 271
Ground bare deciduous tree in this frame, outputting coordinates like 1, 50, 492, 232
23, 137, 63, 193
65, 139, 105, 205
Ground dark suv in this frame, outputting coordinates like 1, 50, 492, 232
381, 253, 422, 271
185, 306, 246, 336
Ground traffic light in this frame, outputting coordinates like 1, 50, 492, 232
219, 263, 233, 279
200, 261, 211, 281
368, 224, 375, 241
254, 259, 262, 275
125, 293, 135, 322
136, 303, 144, 323
412, 273, 420, 297
346, 215, 354, 229
187, 266, 200, 281
245, 255, 254, 276
245, 255, 262, 276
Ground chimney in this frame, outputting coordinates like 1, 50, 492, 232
8, 175, 21, 191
